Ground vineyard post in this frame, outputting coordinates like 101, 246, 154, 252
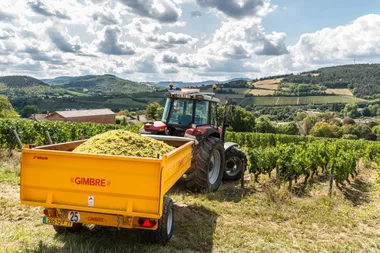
329, 145, 338, 197
329, 163, 335, 197
13, 130, 23, 149
45, 131, 53, 145
240, 159, 246, 189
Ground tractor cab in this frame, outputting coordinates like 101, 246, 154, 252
141, 83, 247, 188
142, 86, 221, 137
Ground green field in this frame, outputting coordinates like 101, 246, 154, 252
240, 96, 365, 106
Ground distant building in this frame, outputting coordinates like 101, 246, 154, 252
271, 121, 291, 127
46, 109, 115, 124
29, 114, 48, 121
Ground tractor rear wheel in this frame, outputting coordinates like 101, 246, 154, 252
186, 137, 225, 192
223, 146, 246, 180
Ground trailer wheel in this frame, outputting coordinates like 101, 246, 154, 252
53, 223, 82, 234
186, 137, 225, 192
148, 197, 174, 245
223, 146, 246, 181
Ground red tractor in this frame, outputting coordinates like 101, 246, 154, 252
140, 84, 246, 192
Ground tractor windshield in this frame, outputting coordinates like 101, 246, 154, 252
162, 98, 211, 127
166, 99, 194, 126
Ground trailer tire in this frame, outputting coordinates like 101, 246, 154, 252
186, 137, 225, 192
53, 223, 82, 234
147, 197, 174, 245
223, 146, 246, 181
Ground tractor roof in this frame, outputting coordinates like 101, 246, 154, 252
165, 88, 220, 103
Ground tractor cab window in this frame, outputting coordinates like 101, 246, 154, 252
210, 102, 218, 127
167, 99, 194, 126
161, 98, 171, 123
195, 101, 209, 125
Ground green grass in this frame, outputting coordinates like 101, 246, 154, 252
241, 96, 365, 106
0, 151, 20, 185
1, 155, 380, 252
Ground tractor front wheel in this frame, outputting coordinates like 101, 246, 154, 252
223, 147, 246, 181
186, 137, 225, 192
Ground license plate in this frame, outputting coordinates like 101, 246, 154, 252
43, 217, 73, 227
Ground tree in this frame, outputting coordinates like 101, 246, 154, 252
343, 104, 359, 118
342, 117, 355, 125
21, 105, 39, 118
155, 106, 164, 120
277, 122, 300, 135
364, 132, 377, 141
369, 104, 380, 116
372, 125, 380, 140
310, 122, 342, 138
353, 124, 372, 139
294, 112, 307, 122
361, 107, 371, 117
0, 95, 18, 118
302, 116, 319, 135
145, 102, 162, 121
227, 106, 255, 132
255, 115, 276, 133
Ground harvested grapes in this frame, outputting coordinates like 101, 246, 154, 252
73, 130, 174, 158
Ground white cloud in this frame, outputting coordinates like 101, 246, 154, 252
196, 0, 275, 19
27, 0, 71, 19
97, 26, 136, 55
118, 0, 182, 23
47, 26, 82, 53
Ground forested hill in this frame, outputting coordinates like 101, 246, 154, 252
282, 64, 380, 99
0, 76, 48, 88
44, 74, 151, 94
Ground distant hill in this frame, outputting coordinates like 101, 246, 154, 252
0, 76, 48, 88
44, 75, 151, 95
42, 76, 74, 86
154, 77, 252, 88
0, 76, 68, 102
283, 64, 380, 99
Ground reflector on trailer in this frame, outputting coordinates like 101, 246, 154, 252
142, 219, 152, 227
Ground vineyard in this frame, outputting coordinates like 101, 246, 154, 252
226, 132, 380, 191
1, 119, 379, 192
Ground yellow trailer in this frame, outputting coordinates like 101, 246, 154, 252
20, 137, 194, 245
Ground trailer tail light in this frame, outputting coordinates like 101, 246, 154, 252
138, 218, 157, 228
43, 208, 57, 217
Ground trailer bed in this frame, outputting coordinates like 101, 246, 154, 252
20, 139, 193, 219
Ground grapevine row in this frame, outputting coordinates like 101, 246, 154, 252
0, 119, 139, 148
225, 132, 380, 189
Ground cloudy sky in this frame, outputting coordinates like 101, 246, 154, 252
1, 0, 380, 82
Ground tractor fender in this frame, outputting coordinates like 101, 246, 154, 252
202, 128, 221, 139
224, 142, 239, 152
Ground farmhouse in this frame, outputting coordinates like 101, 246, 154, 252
46, 109, 116, 124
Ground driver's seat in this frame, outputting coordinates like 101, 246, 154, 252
178, 115, 192, 125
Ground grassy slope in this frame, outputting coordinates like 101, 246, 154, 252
1, 152, 380, 252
